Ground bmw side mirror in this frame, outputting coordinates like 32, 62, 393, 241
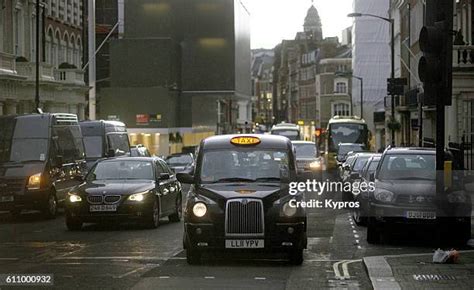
160, 173, 170, 180
177, 173, 194, 184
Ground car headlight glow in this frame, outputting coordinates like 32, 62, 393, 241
27, 173, 42, 190
282, 201, 297, 217
68, 193, 82, 203
374, 189, 395, 203
129, 192, 146, 202
309, 160, 321, 169
192, 202, 207, 217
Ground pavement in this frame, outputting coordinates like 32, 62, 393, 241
364, 248, 474, 289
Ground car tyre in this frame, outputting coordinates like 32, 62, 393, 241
66, 214, 83, 231
289, 249, 304, 265
367, 220, 381, 244
42, 192, 58, 219
168, 194, 182, 223
144, 197, 160, 229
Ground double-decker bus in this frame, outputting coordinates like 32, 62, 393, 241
323, 116, 369, 172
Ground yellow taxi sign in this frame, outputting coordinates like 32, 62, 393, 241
230, 136, 261, 146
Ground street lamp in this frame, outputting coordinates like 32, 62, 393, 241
335, 71, 364, 120
348, 12, 395, 145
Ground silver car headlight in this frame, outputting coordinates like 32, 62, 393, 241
68, 192, 82, 203
193, 202, 207, 217
374, 189, 395, 203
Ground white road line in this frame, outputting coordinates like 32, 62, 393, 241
332, 260, 346, 279
159, 276, 170, 279
357, 245, 362, 249
54, 256, 168, 261
355, 239, 360, 244
354, 234, 360, 239
204, 276, 215, 279
115, 265, 149, 279
254, 277, 266, 280
351, 225, 355, 229
341, 260, 362, 279
352, 230, 357, 234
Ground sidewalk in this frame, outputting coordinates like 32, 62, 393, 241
364, 249, 474, 289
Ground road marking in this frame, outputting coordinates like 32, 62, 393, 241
355, 239, 359, 244
159, 276, 170, 279
254, 277, 266, 280
204, 276, 215, 279
333, 259, 362, 280
352, 230, 357, 234
332, 260, 345, 279
54, 256, 169, 261
357, 245, 362, 249
354, 234, 360, 239
115, 265, 149, 279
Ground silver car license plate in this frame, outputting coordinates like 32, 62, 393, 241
406, 211, 436, 220
225, 239, 264, 249
89, 204, 117, 212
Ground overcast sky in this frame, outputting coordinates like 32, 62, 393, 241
241, 0, 354, 49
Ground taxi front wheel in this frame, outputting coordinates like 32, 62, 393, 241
289, 249, 303, 265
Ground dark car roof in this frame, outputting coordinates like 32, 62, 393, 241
100, 157, 160, 163
201, 134, 292, 150
384, 147, 435, 155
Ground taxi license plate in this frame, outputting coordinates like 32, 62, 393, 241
90, 205, 117, 212
406, 211, 436, 220
225, 239, 264, 249
0, 196, 14, 202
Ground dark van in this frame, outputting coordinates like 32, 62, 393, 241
80, 120, 131, 169
0, 113, 87, 218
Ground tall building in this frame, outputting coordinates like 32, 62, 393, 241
251, 49, 274, 128
0, 0, 87, 117
351, 0, 391, 149
100, 0, 251, 155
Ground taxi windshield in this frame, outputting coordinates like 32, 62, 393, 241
200, 149, 290, 184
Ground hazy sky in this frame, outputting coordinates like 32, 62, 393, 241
241, 0, 354, 49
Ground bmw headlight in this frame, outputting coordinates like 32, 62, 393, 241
447, 191, 467, 203
68, 192, 82, 203
27, 173, 42, 190
193, 202, 207, 217
282, 200, 297, 217
374, 189, 395, 203
129, 192, 147, 202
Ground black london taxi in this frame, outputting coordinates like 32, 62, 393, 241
64, 157, 183, 230
0, 113, 87, 218
177, 134, 307, 265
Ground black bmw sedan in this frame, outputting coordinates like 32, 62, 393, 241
64, 157, 183, 230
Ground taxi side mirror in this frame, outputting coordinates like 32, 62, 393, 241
369, 172, 375, 182
177, 172, 194, 184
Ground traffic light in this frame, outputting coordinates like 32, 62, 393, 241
418, 0, 453, 106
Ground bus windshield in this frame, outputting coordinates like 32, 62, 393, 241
329, 123, 367, 151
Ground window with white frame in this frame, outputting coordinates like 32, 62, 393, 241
332, 103, 350, 117
335, 82, 347, 94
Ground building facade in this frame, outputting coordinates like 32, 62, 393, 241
251, 49, 274, 129
0, 0, 87, 117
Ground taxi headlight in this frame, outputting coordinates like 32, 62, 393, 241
374, 189, 394, 203
447, 191, 467, 203
68, 193, 82, 203
27, 173, 42, 190
129, 192, 147, 202
282, 201, 297, 217
309, 160, 321, 169
193, 202, 207, 217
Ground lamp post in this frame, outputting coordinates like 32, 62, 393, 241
35, 0, 41, 111
335, 71, 364, 120
348, 12, 395, 145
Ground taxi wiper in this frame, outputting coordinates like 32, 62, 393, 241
212, 177, 256, 183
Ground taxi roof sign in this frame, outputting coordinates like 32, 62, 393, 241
230, 136, 261, 146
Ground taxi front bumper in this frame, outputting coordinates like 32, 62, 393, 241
184, 221, 307, 251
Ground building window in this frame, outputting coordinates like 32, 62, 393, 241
332, 103, 350, 117
335, 82, 347, 94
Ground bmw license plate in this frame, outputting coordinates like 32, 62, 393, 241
89, 205, 117, 212
406, 211, 436, 220
0, 196, 14, 202
225, 239, 264, 249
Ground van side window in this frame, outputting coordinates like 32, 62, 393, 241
54, 126, 85, 163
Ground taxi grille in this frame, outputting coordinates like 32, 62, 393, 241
87, 195, 103, 204
104, 195, 121, 204
225, 199, 264, 237
0, 178, 25, 194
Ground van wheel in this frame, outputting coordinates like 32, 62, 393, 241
66, 214, 83, 231
367, 220, 381, 244
144, 198, 160, 229
289, 249, 304, 265
42, 192, 57, 219
169, 194, 182, 222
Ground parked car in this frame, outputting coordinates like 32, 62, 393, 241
292, 141, 322, 180
177, 134, 307, 265
65, 157, 182, 230
366, 148, 471, 244
0, 113, 87, 218
341, 152, 374, 201
80, 120, 131, 169
165, 153, 194, 173
130, 144, 151, 157
350, 154, 381, 225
